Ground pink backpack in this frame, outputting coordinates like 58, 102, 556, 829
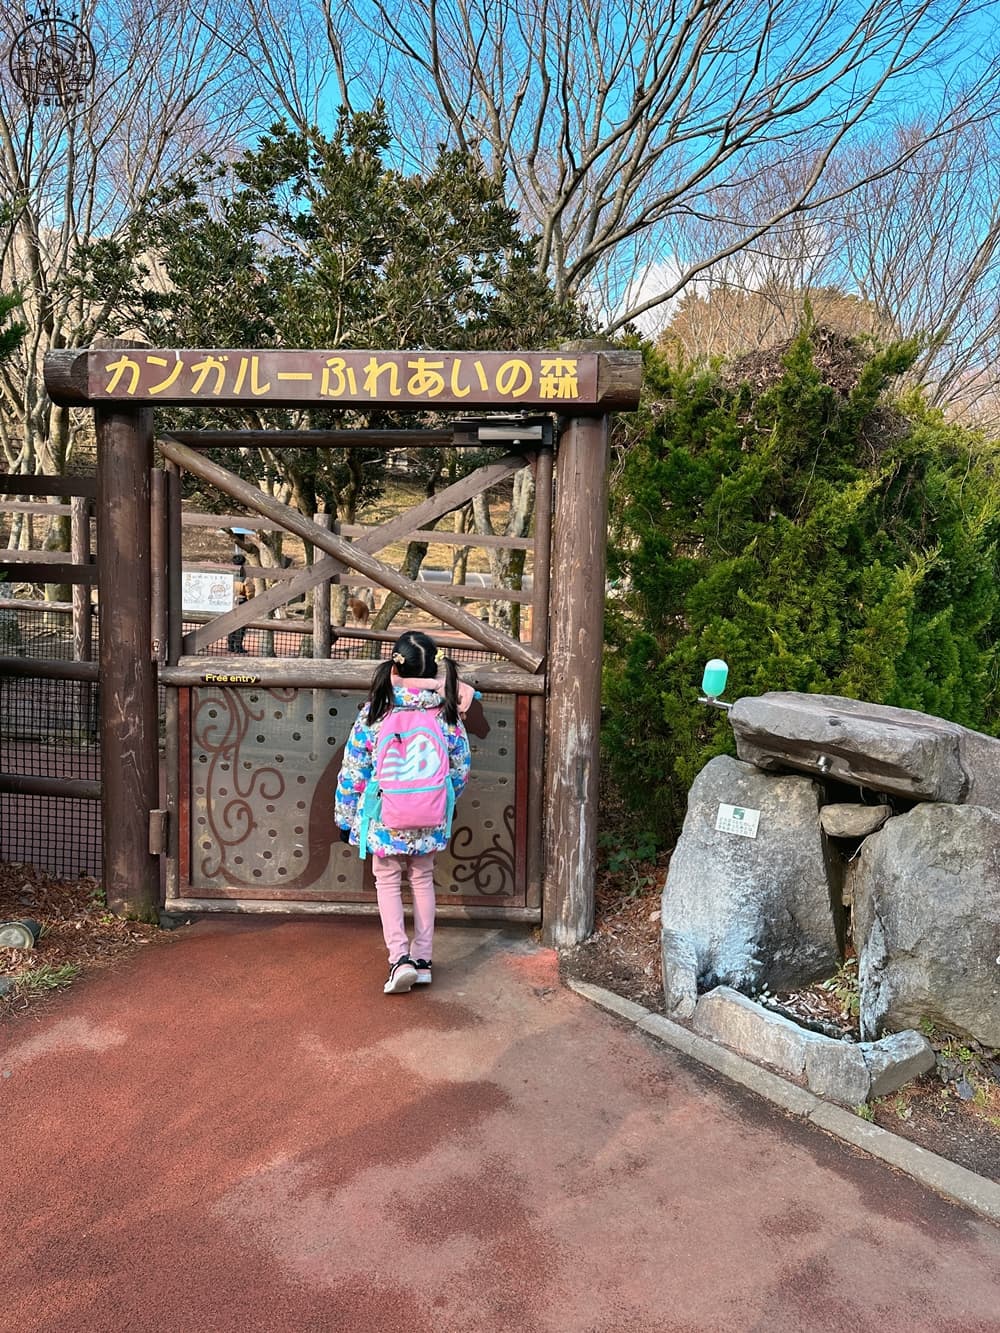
358, 704, 456, 855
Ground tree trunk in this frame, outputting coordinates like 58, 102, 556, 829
451, 502, 472, 600
472, 465, 535, 638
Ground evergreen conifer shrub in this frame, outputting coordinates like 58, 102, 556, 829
603, 330, 1000, 842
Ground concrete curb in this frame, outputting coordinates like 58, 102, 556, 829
566, 979, 1000, 1227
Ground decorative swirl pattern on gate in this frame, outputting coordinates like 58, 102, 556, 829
191, 687, 292, 880
450, 805, 515, 897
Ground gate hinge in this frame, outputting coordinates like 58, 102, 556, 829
149, 808, 168, 855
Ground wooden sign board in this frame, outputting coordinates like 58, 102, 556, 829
44, 347, 642, 412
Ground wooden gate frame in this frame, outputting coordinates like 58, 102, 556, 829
44, 344, 643, 945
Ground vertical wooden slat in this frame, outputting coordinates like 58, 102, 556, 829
542, 415, 610, 946
312, 512, 333, 659
150, 468, 167, 664
530, 444, 554, 652
514, 694, 531, 898
163, 689, 180, 902
96, 403, 160, 919
70, 495, 92, 660
165, 461, 183, 666
525, 443, 554, 910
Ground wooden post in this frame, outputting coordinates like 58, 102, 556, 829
542, 415, 610, 946
71, 495, 95, 740
96, 403, 160, 919
526, 444, 553, 909
164, 462, 183, 666
150, 469, 167, 665
163, 461, 182, 903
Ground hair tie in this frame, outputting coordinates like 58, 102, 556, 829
435, 647, 445, 663
392, 652, 405, 665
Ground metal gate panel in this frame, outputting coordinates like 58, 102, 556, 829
175, 684, 527, 909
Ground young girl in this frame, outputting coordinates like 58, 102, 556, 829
335, 630, 473, 994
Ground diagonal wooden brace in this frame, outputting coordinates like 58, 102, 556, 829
159, 437, 543, 671
179, 449, 535, 654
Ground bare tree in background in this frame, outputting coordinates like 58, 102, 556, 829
833, 120, 1000, 417
651, 158, 894, 358
229, 0, 1000, 333
0, 1, 253, 487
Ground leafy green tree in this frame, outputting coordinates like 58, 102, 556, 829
78, 107, 584, 607
603, 328, 1000, 842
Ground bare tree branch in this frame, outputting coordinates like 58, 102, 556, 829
267, 0, 1000, 328
0, 0, 257, 476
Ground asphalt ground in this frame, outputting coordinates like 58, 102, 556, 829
2, 917, 999, 1333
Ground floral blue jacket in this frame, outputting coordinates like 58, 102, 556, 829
335, 685, 471, 858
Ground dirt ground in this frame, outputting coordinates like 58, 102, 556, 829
3, 843, 999, 1185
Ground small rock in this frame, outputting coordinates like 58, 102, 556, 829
956, 1078, 976, 1101
819, 803, 891, 839
0, 976, 15, 997
158, 911, 193, 931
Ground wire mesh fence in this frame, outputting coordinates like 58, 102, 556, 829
0, 792, 102, 880
0, 672, 101, 879
0, 602, 95, 659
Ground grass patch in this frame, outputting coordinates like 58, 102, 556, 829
15, 962, 81, 995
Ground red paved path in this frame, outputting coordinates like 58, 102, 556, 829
2, 918, 999, 1333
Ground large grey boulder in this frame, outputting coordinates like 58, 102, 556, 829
729, 692, 1000, 814
851, 804, 1000, 1047
661, 756, 841, 1016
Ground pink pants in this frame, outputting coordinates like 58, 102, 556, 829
371, 852, 436, 963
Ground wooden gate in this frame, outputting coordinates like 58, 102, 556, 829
159, 431, 545, 922
43, 345, 642, 944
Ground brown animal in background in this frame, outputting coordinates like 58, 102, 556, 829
348, 598, 370, 625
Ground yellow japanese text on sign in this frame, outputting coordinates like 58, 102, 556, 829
89, 350, 596, 407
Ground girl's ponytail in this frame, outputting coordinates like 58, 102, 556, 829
439, 653, 460, 726
367, 658, 395, 725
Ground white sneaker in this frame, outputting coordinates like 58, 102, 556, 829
412, 959, 433, 986
384, 957, 418, 994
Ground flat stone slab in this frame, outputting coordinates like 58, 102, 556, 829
693, 986, 935, 1104
729, 691, 1000, 812
820, 803, 891, 838
693, 986, 829, 1077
